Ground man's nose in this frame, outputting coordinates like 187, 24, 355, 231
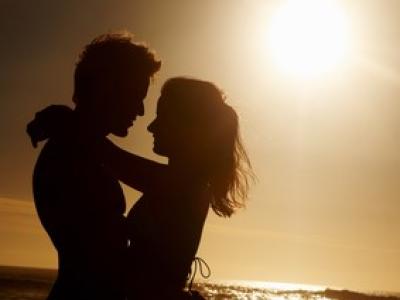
137, 102, 144, 117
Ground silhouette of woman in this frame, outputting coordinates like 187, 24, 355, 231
27, 77, 253, 299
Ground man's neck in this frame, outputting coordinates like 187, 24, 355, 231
72, 108, 108, 140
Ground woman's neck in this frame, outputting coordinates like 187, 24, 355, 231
168, 157, 209, 184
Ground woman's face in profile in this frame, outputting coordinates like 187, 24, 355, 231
147, 92, 189, 158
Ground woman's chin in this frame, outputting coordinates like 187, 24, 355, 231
152, 145, 168, 157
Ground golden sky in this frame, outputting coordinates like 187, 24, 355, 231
1, 0, 399, 293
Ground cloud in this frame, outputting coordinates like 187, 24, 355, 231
0, 197, 56, 268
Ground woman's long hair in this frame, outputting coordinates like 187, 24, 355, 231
161, 77, 254, 217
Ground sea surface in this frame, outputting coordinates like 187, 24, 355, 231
0, 266, 399, 300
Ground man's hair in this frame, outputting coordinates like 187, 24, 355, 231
73, 32, 161, 104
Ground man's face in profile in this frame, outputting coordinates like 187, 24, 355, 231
106, 75, 150, 137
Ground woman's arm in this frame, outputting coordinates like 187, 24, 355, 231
26, 105, 167, 192
98, 138, 167, 192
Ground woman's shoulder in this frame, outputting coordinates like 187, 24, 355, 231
145, 175, 209, 210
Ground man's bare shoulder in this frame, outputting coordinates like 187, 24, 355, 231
32, 135, 107, 211
34, 135, 94, 181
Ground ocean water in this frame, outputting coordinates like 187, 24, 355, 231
0, 266, 399, 300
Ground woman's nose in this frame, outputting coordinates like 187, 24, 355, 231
147, 119, 156, 133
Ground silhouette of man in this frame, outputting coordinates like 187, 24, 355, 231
30, 33, 161, 300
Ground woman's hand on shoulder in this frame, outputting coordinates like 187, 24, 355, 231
27, 105, 73, 148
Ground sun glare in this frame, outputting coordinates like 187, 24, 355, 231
267, 0, 351, 79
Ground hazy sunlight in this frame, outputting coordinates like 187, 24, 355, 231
267, 0, 351, 79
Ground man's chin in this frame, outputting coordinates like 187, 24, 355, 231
110, 127, 129, 137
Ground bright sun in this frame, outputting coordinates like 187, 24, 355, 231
267, 0, 351, 78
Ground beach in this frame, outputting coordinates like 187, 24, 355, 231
1, 266, 399, 300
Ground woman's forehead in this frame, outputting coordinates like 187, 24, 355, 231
156, 94, 175, 116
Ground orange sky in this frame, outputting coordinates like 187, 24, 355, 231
1, 0, 399, 293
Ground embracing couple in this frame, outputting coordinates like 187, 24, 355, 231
27, 32, 253, 300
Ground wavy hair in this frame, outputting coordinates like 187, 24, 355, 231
73, 31, 161, 104
161, 77, 254, 217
